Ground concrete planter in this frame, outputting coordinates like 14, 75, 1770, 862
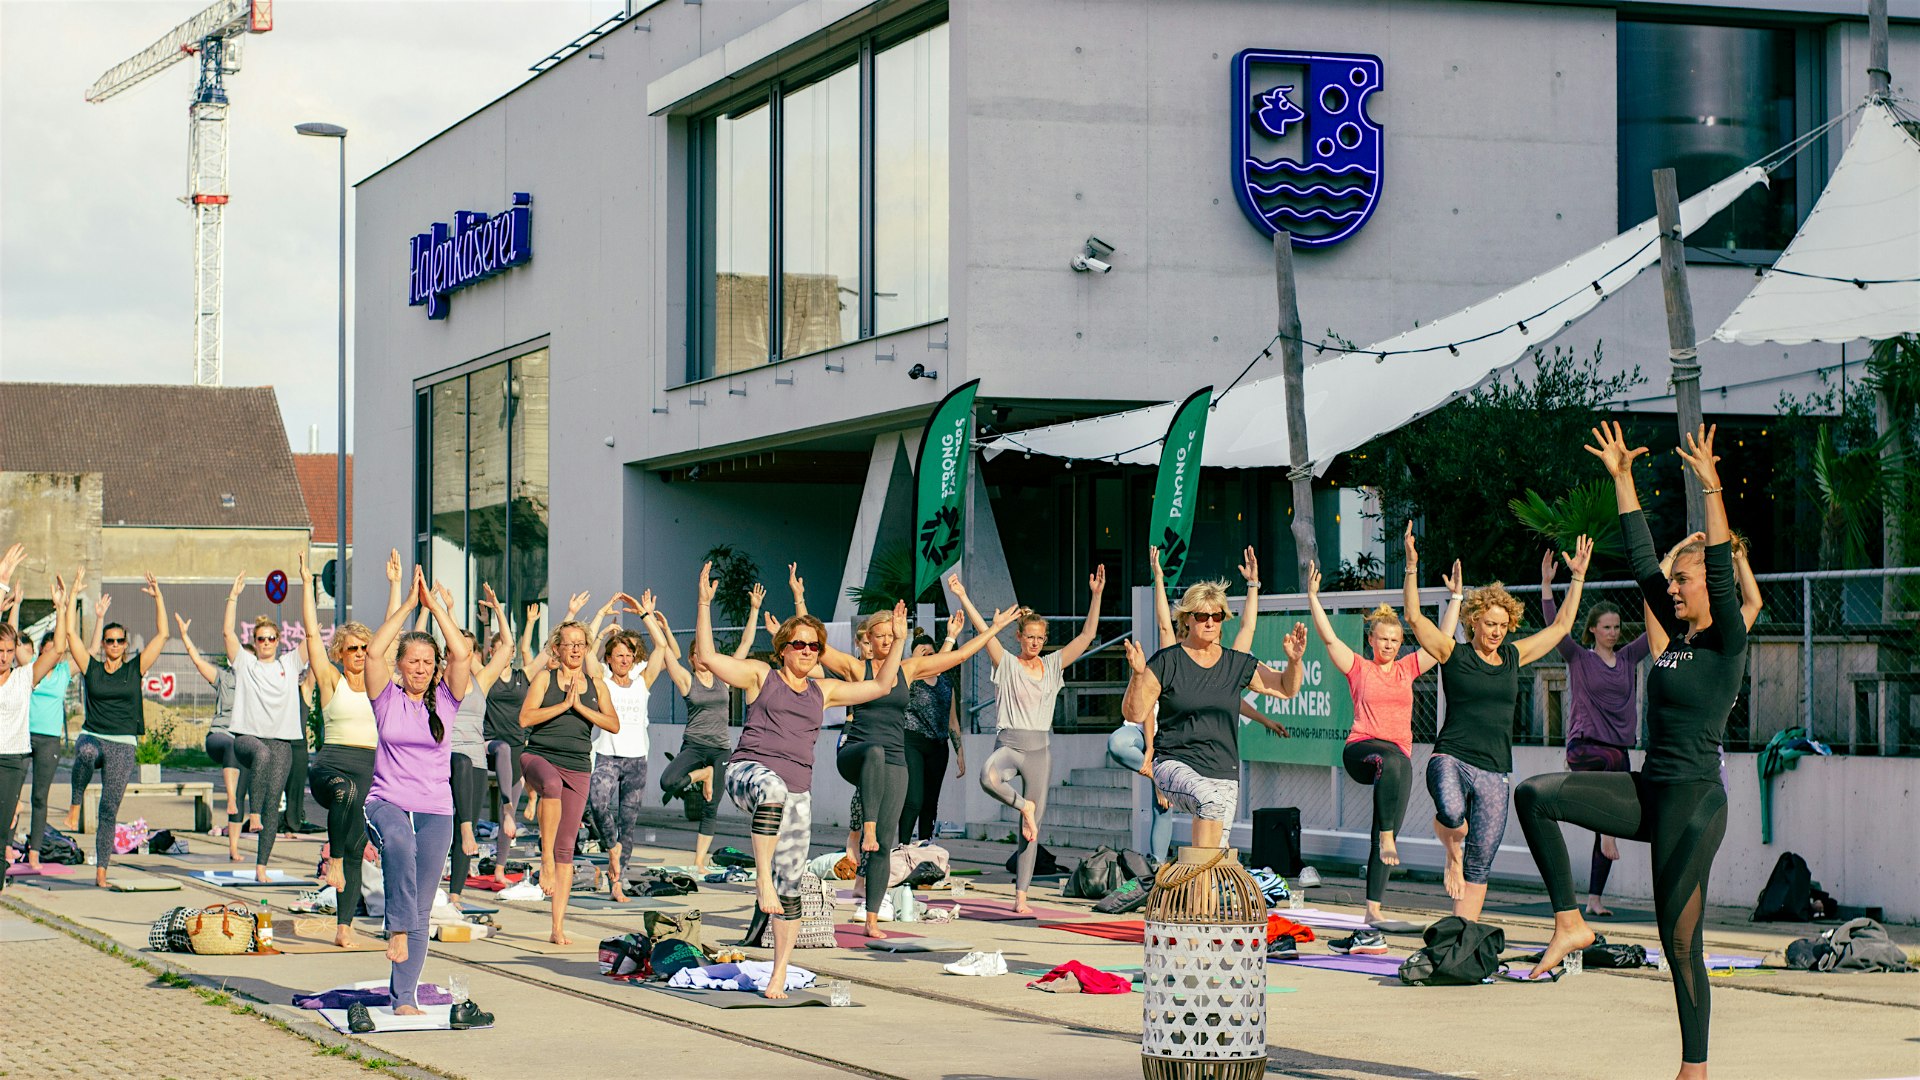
139, 764, 162, 784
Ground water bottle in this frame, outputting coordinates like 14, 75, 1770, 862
1563, 946, 1583, 976
1653, 951, 1670, 973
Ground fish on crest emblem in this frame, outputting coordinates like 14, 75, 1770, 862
1230, 49, 1384, 248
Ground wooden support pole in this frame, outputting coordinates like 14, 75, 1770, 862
1868, 0, 1891, 98
1653, 167, 1707, 533
1869, 0, 1902, 574
1275, 231, 1319, 585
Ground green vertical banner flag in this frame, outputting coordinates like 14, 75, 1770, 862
1235, 610, 1358, 767
1148, 386, 1214, 587
913, 378, 982, 600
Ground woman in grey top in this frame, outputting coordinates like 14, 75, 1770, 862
950, 567, 1106, 915
179, 617, 251, 844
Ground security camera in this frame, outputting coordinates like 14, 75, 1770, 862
908, 363, 939, 380
1070, 254, 1112, 274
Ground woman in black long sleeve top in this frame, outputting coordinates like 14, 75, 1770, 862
1516, 422, 1744, 1079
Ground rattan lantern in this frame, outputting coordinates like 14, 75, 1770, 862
1140, 846, 1268, 1080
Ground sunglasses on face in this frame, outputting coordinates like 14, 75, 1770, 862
341, 644, 369, 654
255, 635, 278, 644
104, 636, 128, 645
1189, 611, 1228, 625
784, 640, 823, 653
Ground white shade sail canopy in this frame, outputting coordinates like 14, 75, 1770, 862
989, 167, 1768, 471
1714, 103, 1920, 346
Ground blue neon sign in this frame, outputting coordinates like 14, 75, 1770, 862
1231, 50, 1383, 248
408, 192, 532, 319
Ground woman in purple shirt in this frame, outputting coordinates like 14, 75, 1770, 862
361, 567, 471, 1019
1541, 549, 1649, 918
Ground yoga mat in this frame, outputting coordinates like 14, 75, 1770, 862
461, 874, 521, 892
1372, 919, 1431, 935
5, 863, 74, 876
188, 869, 315, 887
108, 875, 182, 892
1276, 953, 1403, 978
957, 898, 1083, 923
832, 924, 920, 949
867, 936, 971, 953
634, 983, 852, 1009
1039, 920, 1144, 943
1496, 900, 1658, 923
567, 895, 684, 913
460, 902, 499, 915
318, 1005, 484, 1032
1647, 947, 1764, 969
1285, 907, 1374, 931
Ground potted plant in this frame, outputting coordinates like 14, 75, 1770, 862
136, 716, 175, 784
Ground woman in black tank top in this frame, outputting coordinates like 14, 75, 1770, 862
518, 618, 617, 944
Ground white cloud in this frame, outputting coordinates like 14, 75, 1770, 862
1, 0, 614, 450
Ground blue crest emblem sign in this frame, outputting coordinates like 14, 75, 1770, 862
1231, 49, 1384, 248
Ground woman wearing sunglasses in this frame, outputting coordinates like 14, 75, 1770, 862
59, 566, 169, 887
696, 563, 904, 997
222, 571, 309, 880
297, 550, 397, 945
950, 567, 1106, 915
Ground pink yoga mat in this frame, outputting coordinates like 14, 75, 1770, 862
5, 863, 75, 877
832, 923, 920, 949
957, 897, 1082, 923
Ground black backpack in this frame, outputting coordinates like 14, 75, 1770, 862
1398, 916, 1506, 986
1752, 852, 1813, 922
35, 828, 85, 866
1006, 843, 1063, 878
1117, 849, 1157, 883
1066, 846, 1125, 900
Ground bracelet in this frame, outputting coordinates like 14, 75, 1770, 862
1571, 576, 1586, 584
1700, 486, 1723, 495
1449, 592, 1463, 601
1404, 570, 1418, 578
1245, 581, 1261, 589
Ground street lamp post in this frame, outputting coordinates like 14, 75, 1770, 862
295, 122, 349, 628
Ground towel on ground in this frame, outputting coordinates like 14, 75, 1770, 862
666, 961, 816, 992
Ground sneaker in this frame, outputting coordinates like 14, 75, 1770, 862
943, 950, 1008, 977
448, 1000, 495, 1029
1297, 866, 1322, 888
1328, 930, 1389, 956
346, 1002, 375, 1034
1265, 935, 1299, 960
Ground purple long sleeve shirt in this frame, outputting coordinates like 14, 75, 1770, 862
1542, 590, 1650, 749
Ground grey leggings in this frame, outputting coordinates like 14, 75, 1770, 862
487, 739, 522, 827
1426, 752, 1511, 885
979, 728, 1051, 892
364, 797, 453, 1009
69, 734, 135, 867
28, 733, 60, 854
234, 735, 298, 865
587, 754, 649, 854
837, 742, 907, 912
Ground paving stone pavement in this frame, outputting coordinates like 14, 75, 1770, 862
0, 927, 401, 1079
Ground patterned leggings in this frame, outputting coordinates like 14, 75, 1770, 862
69, 735, 135, 868
1425, 752, 1511, 884
234, 735, 298, 864
724, 759, 812, 903
588, 754, 649, 853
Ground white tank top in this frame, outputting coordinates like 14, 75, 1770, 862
594, 672, 649, 759
323, 682, 378, 749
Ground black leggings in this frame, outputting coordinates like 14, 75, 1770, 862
28, 734, 59, 854
309, 744, 374, 926
487, 739, 522, 827
283, 744, 311, 829
659, 742, 729, 838
0, 753, 27, 849
234, 735, 298, 864
900, 732, 950, 843
1516, 771, 1728, 1064
448, 755, 488, 889
1342, 739, 1412, 904
837, 741, 907, 913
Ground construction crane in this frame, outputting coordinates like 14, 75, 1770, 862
87, 0, 274, 387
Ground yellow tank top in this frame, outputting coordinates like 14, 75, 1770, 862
323, 683, 378, 749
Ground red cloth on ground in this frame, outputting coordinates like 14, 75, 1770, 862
1038, 920, 1144, 943
1027, 960, 1133, 994
1267, 914, 1316, 943
462, 873, 522, 892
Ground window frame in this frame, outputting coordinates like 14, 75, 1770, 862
683, 9, 947, 385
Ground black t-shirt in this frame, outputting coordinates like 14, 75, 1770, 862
843, 665, 910, 765
83, 660, 144, 738
483, 668, 531, 747
526, 671, 598, 774
1147, 645, 1260, 781
1433, 641, 1521, 773
1627, 510, 1748, 784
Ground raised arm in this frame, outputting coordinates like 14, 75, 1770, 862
1517, 537, 1591, 665
89, 591, 110, 657
694, 562, 770, 692
1232, 547, 1261, 653
1150, 546, 1177, 649
1402, 524, 1456, 663
942, 609, 964, 653
904, 605, 1020, 680
1421, 560, 1463, 674
787, 563, 809, 619
1539, 549, 1583, 661
1249, 623, 1310, 699
1677, 424, 1745, 652
384, 548, 406, 619
61, 568, 90, 674
222, 572, 248, 665
137, 573, 169, 674
948, 573, 1007, 667
298, 552, 340, 693
1733, 540, 1763, 630
520, 603, 541, 671
1053, 565, 1107, 668
175, 615, 222, 687
1305, 562, 1356, 674
471, 584, 515, 693
643, 609, 692, 695
422, 577, 472, 699
1119, 639, 1161, 774
733, 583, 765, 658
32, 578, 68, 685
363, 571, 423, 699
821, 602, 909, 710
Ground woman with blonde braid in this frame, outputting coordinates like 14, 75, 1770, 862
518, 609, 619, 945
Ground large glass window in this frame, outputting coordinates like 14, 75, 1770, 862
418, 346, 549, 634
874, 22, 949, 335
688, 18, 948, 382
1618, 19, 1818, 254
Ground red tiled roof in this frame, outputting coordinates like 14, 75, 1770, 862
0, 383, 310, 530
292, 453, 353, 545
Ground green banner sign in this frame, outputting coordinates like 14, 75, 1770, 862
1233, 610, 1358, 767
1148, 386, 1213, 588
913, 378, 982, 599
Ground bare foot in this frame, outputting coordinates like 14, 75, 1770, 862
611, 880, 628, 903
326, 857, 346, 891
1438, 826, 1465, 900
539, 860, 557, 898
228, 841, 242, 862
333, 925, 357, 948
462, 834, 479, 857
1379, 831, 1400, 867
692, 767, 714, 801
756, 882, 782, 915
1012, 892, 1033, 915
860, 824, 879, 853
501, 819, 517, 843
763, 966, 790, 1000
1018, 800, 1038, 843
95, 867, 109, 888
763, 985, 789, 1000
1585, 901, 1614, 918
387, 931, 409, 965
1601, 836, 1620, 862
1531, 913, 1596, 979
27, 852, 41, 871
691, 862, 709, 875
393, 1004, 425, 1017
255, 865, 270, 884
864, 917, 888, 939
63, 810, 80, 832
549, 930, 572, 946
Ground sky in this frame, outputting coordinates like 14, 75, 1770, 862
0, 0, 618, 452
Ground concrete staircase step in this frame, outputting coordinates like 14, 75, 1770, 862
999, 803, 1131, 831
1067, 767, 1134, 789
1048, 785, 1133, 809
